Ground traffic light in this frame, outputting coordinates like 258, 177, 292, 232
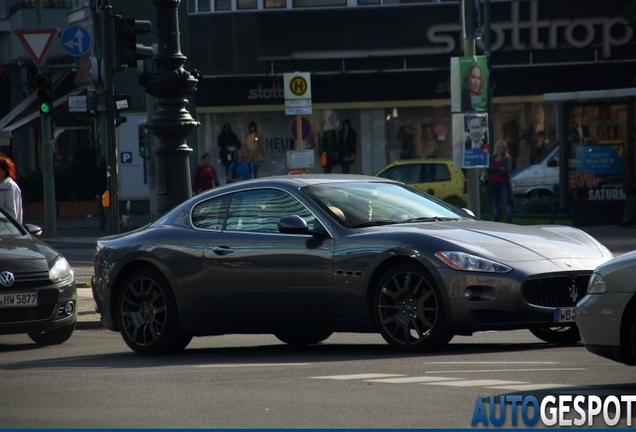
36, 74, 53, 116
114, 16, 154, 71
87, 90, 97, 117
138, 123, 148, 158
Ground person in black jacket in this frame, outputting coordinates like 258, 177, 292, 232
338, 119, 357, 174
217, 123, 241, 180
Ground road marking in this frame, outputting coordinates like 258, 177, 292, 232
424, 379, 527, 387
424, 368, 585, 373
373, 376, 461, 383
196, 363, 310, 368
486, 383, 574, 391
311, 373, 404, 380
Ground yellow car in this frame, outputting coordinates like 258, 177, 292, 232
375, 159, 467, 207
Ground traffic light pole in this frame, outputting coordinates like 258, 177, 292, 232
34, 0, 56, 237
100, 0, 120, 235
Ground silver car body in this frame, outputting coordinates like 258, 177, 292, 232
577, 249, 636, 365
510, 145, 559, 198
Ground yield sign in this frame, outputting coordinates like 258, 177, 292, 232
15, 28, 59, 68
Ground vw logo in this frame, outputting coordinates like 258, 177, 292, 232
0, 271, 15, 287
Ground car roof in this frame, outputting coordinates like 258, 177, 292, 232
236, 174, 398, 187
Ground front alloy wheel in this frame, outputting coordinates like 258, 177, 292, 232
117, 268, 191, 355
374, 263, 450, 352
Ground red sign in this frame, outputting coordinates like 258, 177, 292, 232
290, 117, 311, 141
15, 28, 59, 68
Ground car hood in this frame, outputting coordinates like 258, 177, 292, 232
0, 236, 55, 271
376, 220, 610, 263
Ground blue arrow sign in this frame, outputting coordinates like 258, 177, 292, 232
61, 26, 91, 57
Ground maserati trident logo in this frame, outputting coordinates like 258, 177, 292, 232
0, 271, 15, 287
568, 278, 579, 303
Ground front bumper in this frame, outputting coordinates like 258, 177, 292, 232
0, 281, 77, 335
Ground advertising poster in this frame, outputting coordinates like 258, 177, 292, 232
566, 104, 628, 203
455, 113, 489, 168
450, 56, 488, 113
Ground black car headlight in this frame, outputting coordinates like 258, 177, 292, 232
586, 273, 606, 294
435, 251, 512, 273
50, 257, 74, 283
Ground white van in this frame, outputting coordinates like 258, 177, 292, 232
510, 144, 559, 198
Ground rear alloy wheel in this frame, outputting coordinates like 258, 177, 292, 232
117, 268, 192, 355
275, 331, 333, 346
373, 263, 450, 352
530, 326, 581, 345
28, 323, 75, 345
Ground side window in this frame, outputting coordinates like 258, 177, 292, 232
225, 189, 315, 233
431, 164, 451, 182
385, 165, 420, 184
192, 197, 230, 230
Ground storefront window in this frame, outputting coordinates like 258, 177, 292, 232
215, 0, 231, 10
265, 0, 287, 7
293, 0, 346, 7
238, 0, 258, 9
198, 0, 211, 11
565, 103, 629, 204
188, 0, 197, 12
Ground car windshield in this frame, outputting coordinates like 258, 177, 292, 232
303, 181, 469, 228
0, 211, 23, 236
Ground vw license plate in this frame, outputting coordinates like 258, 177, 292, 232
0, 293, 38, 308
554, 307, 576, 323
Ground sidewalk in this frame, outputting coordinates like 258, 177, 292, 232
28, 216, 636, 331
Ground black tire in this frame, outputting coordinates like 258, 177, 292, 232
117, 268, 192, 355
530, 326, 581, 345
275, 331, 333, 346
373, 263, 450, 352
28, 323, 75, 345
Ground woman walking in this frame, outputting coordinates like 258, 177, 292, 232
486, 140, 514, 223
0, 154, 23, 223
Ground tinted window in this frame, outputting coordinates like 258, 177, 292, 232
0, 212, 23, 235
426, 164, 451, 182
192, 197, 230, 229
225, 189, 315, 233
379, 165, 420, 183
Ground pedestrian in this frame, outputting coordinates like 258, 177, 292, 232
244, 121, 263, 174
338, 119, 357, 174
192, 153, 220, 195
217, 123, 241, 181
320, 127, 339, 174
93, 155, 108, 230
0, 154, 23, 223
486, 140, 514, 223
227, 149, 255, 183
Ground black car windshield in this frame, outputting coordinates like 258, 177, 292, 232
303, 182, 469, 228
0, 212, 23, 236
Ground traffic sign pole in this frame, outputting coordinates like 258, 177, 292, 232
295, 115, 304, 172
34, 0, 57, 237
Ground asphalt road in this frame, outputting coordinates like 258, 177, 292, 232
0, 329, 634, 428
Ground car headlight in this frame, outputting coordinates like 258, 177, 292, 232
587, 273, 606, 294
50, 257, 74, 283
435, 251, 512, 273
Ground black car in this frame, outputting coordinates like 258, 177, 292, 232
93, 175, 612, 355
0, 207, 77, 344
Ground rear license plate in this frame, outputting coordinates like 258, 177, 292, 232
554, 307, 576, 323
0, 293, 38, 308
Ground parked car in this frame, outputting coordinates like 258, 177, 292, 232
375, 159, 467, 207
92, 175, 613, 355
510, 144, 559, 198
577, 250, 636, 366
0, 207, 77, 345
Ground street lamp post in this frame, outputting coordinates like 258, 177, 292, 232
139, 0, 200, 217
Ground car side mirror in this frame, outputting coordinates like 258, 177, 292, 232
278, 215, 309, 235
24, 223, 43, 237
461, 208, 476, 218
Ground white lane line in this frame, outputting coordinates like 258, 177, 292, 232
424, 379, 528, 387
424, 368, 585, 373
486, 383, 574, 391
421, 362, 556, 364
25, 367, 111, 370
196, 363, 310, 368
311, 373, 404, 380
373, 376, 462, 384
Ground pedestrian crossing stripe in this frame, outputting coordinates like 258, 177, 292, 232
310, 373, 570, 391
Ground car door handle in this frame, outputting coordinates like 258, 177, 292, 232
212, 246, 234, 255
